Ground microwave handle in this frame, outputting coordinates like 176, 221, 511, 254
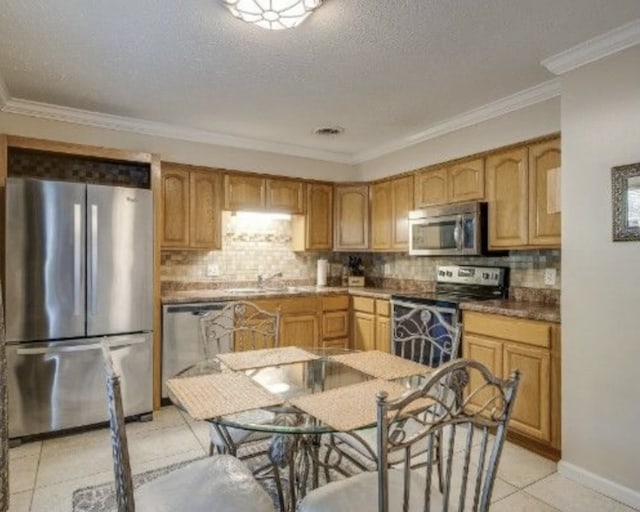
453, 216, 463, 250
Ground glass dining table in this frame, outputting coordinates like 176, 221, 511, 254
168, 347, 429, 511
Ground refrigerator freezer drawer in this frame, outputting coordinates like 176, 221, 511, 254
7, 334, 153, 438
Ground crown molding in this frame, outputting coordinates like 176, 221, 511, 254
542, 18, 640, 75
0, 97, 355, 164
352, 78, 561, 164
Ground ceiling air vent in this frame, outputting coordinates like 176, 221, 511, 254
314, 126, 344, 136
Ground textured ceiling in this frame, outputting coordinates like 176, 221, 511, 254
0, 0, 639, 160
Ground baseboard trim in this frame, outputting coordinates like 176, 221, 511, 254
558, 460, 640, 510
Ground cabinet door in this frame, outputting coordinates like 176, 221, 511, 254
323, 310, 349, 340
371, 181, 392, 250
353, 312, 376, 351
486, 148, 529, 248
160, 166, 190, 248
189, 170, 222, 249
528, 138, 561, 246
503, 342, 551, 443
463, 334, 503, 411
375, 315, 390, 352
334, 185, 369, 251
414, 167, 447, 207
391, 175, 413, 250
224, 174, 265, 210
448, 158, 485, 203
266, 178, 304, 214
280, 313, 319, 349
306, 183, 333, 250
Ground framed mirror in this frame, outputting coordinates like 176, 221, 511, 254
612, 162, 640, 241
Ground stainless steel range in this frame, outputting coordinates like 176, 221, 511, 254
391, 265, 509, 364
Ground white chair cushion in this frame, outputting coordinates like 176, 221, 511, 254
298, 469, 437, 512
135, 455, 274, 512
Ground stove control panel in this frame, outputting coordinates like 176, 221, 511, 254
436, 265, 506, 287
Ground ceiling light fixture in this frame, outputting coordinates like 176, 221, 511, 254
222, 0, 323, 30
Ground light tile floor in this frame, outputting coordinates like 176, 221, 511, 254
7, 406, 639, 512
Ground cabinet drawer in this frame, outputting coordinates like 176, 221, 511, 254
352, 296, 375, 314
376, 299, 390, 317
322, 295, 349, 311
464, 312, 551, 348
323, 311, 349, 339
279, 296, 318, 314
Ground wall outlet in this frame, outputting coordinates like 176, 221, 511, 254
383, 263, 392, 275
206, 264, 220, 277
544, 268, 556, 286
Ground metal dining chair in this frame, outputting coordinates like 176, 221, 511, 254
199, 300, 281, 457
299, 358, 521, 512
327, 304, 462, 477
101, 342, 275, 512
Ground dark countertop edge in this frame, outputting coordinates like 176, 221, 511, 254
459, 300, 560, 323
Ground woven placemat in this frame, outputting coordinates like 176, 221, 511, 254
217, 346, 319, 371
290, 379, 432, 432
167, 372, 283, 421
330, 350, 430, 380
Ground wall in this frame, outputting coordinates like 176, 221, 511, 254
560, 45, 640, 507
161, 210, 560, 300
0, 111, 356, 182
357, 98, 560, 180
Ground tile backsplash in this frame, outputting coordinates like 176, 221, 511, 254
161, 212, 560, 303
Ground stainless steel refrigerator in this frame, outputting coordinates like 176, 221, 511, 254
5, 177, 153, 438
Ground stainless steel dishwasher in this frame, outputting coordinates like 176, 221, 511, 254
161, 302, 231, 399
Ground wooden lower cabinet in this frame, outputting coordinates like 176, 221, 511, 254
462, 311, 560, 459
280, 313, 319, 348
321, 295, 350, 349
351, 296, 390, 352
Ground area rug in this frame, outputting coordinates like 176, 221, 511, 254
72, 438, 366, 512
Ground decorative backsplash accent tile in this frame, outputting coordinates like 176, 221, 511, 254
161, 213, 561, 303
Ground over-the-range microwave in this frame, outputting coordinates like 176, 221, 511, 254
408, 202, 489, 256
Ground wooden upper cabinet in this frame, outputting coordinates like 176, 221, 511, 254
415, 167, 447, 207
486, 147, 529, 248
391, 175, 413, 249
528, 138, 561, 246
448, 158, 485, 203
415, 157, 484, 207
371, 181, 392, 250
372, 176, 413, 251
334, 185, 369, 251
487, 137, 561, 250
161, 167, 190, 247
266, 178, 304, 213
161, 164, 222, 250
291, 182, 333, 251
189, 171, 222, 249
223, 174, 265, 210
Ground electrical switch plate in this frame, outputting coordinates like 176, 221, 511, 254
383, 263, 391, 275
206, 264, 220, 277
544, 268, 556, 286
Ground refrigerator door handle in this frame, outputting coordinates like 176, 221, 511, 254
89, 203, 98, 315
73, 203, 83, 316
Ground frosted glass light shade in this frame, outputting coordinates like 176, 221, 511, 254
223, 0, 323, 30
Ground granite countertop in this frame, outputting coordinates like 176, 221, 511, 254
459, 299, 560, 323
161, 286, 400, 304
163, 287, 560, 322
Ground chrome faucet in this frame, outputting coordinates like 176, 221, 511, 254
257, 272, 283, 288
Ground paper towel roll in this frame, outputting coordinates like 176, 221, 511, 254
316, 259, 328, 287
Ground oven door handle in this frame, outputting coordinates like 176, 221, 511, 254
453, 216, 463, 250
